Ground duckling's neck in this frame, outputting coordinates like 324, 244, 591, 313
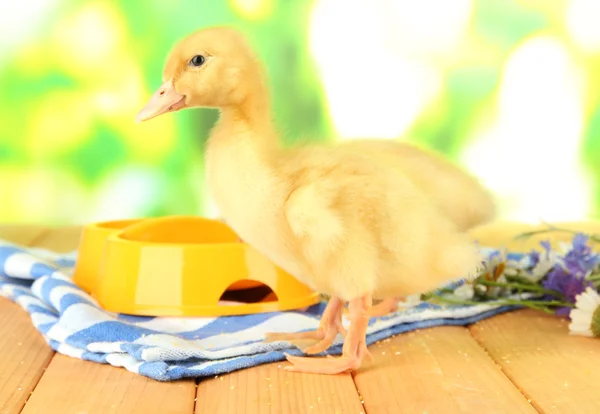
204, 95, 288, 238
207, 90, 282, 166
204, 89, 286, 206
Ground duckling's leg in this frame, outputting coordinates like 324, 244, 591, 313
284, 295, 373, 374
367, 297, 400, 317
342, 297, 400, 318
264, 297, 346, 353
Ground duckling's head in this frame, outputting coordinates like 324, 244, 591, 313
137, 27, 264, 122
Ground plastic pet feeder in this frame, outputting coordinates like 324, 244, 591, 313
72, 215, 320, 316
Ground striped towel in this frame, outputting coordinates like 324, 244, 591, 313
0, 240, 517, 381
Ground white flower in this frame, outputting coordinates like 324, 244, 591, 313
518, 250, 561, 283
558, 241, 573, 255
453, 283, 475, 300
569, 287, 600, 337
532, 260, 556, 279
506, 255, 532, 270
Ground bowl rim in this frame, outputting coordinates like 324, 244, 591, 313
87, 215, 244, 249
83, 218, 144, 231
105, 231, 248, 250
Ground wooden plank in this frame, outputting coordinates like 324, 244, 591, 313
21, 355, 195, 414
195, 361, 365, 414
19, 226, 198, 414
0, 299, 55, 414
27, 226, 83, 252
0, 226, 53, 414
470, 309, 600, 413
0, 226, 48, 247
353, 326, 536, 414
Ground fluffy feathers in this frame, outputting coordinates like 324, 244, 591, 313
137, 26, 495, 374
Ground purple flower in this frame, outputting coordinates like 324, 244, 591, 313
543, 266, 593, 315
563, 234, 598, 276
528, 249, 540, 268
528, 240, 551, 269
540, 240, 552, 255
540, 234, 598, 316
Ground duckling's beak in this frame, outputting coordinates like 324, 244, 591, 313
136, 78, 186, 123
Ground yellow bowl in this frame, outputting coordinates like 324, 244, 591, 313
72, 218, 142, 293
73, 218, 260, 293
88, 215, 320, 316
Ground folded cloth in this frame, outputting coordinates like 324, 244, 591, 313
0, 240, 517, 381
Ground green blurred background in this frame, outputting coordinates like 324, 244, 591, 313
1, 0, 599, 225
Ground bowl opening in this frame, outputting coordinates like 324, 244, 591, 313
219, 280, 278, 304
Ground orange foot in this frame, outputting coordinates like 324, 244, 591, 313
265, 297, 346, 354
284, 295, 374, 375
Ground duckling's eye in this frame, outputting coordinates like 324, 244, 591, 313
189, 55, 206, 67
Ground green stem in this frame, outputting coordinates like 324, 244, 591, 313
476, 280, 566, 300
425, 296, 484, 306
424, 294, 573, 312
586, 274, 600, 282
497, 298, 573, 308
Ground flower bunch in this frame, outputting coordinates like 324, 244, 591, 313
421, 229, 600, 338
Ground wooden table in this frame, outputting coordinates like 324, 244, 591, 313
1, 222, 600, 414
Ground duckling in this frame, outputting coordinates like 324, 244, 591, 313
137, 27, 483, 375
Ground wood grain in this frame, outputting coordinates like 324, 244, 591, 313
0, 226, 52, 414
471, 309, 600, 413
353, 326, 536, 414
0, 226, 48, 247
0, 299, 55, 414
195, 361, 365, 414
16, 227, 197, 414
21, 355, 195, 414
27, 226, 83, 252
